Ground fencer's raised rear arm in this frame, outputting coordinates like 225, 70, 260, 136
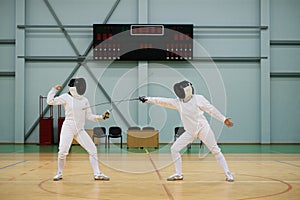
47, 87, 66, 105
146, 97, 179, 110
197, 95, 226, 122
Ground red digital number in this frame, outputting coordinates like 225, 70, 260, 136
157, 27, 162, 34
97, 33, 101, 40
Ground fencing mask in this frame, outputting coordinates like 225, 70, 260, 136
68, 78, 86, 97
173, 80, 194, 102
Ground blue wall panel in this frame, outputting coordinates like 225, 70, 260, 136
269, 0, 300, 143
149, 0, 260, 25
0, 77, 15, 142
271, 78, 300, 143
270, 46, 300, 72
270, 0, 300, 40
0, 0, 15, 39
0, 45, 15, 71
1, 0, 299, 143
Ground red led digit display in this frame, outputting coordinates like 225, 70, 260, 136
93, 24, 193, 61
130, 25, 164, 36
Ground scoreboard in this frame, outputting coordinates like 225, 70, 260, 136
93, 24, 193, 61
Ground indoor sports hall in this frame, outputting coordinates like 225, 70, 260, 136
0, 0, 299, 199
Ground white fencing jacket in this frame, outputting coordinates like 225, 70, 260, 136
47, 87, 103, 130
146, 95, 226, 137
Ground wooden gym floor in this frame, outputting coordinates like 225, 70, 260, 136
0, 144, 299, 200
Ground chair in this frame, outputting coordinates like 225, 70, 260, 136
174, 127, 203, 151
93, 127, 107, 148
142, 126, 155, 130
108, 126, 123, 148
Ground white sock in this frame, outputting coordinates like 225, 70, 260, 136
214, 152, 230, 173
171, 150, 182, 175
57, 157, 66, 174
89, 154, 100, 175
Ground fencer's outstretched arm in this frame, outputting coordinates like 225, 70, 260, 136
197, 95, 233, 127
140, 96, 179, 110
47, 85, 65, 106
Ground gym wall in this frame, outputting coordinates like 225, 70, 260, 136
0, 0, 299, 143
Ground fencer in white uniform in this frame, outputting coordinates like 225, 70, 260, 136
47, 78, 110, 181
139, 80, 234, 182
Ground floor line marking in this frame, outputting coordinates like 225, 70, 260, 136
0, 160, 27, 170
274, 160, 300, 168
237, 173, 293, 200
145, 149, 174, 200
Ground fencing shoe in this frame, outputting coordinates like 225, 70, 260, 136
167, 174, 184, 181
226, 171, 234, 182
94, 173, 110, 181
53, 173, 63, 181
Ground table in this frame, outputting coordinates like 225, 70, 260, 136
127, 130, 159, 148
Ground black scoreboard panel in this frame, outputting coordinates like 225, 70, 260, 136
93, 24, 193, 61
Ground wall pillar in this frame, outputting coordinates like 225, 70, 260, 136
260, 0, 271, 143
15, 0, 26, 143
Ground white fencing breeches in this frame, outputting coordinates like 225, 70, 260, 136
57, 120, 100, 175
170, 123, 230, 175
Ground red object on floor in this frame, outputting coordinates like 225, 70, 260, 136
39, 95, 53, 145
